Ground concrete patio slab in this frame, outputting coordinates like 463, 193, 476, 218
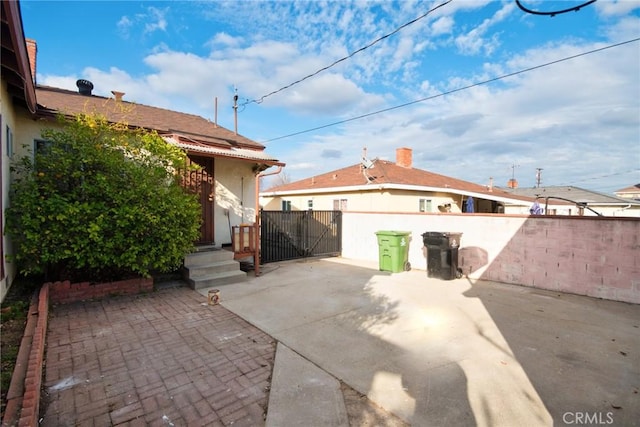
200, 257, 640, 426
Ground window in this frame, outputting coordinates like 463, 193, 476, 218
419, 198, 432, 212
333, 199, 347, 211
35, 139, 53, 154
5, 125, 13, 158
282, 200, 292, 211
307, 199, 313, 210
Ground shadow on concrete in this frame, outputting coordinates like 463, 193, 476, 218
463, 278, 640, 426
229, 258, 476, 425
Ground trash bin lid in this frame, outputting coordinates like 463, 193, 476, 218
375, 230, 411, 236
421, 231, 463, 237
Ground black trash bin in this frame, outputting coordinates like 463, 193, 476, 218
421, 232, 463, 280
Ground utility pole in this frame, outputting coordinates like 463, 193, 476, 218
536, 168, 543, 188
233, 87, 238, 135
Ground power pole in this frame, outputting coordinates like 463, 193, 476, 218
536, 168, 543, 188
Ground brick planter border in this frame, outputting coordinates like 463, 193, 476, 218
48, 277, 154, 304
2, 277, 154, 426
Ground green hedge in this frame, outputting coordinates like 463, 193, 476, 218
6, 113, 202, 281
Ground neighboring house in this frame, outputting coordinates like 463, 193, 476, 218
1, 0, 282, 300
504, 185, 640, 217
614, 184, 640, 202
260, 147, 547, 215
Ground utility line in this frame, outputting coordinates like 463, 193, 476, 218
262, 37, 640, 143
559, 169, 640, 186
242, 0, 454, 107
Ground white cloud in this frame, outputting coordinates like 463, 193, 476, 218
116, 16, 133, 39
596, 0, 640, 17
143, 7, 168, 34
454, 2, 515, 55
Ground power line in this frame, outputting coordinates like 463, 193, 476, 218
262, 37, 640, 143
558, 169, 640, 186
242, 0, 454, 107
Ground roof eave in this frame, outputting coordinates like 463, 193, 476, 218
2, 0, 37, 113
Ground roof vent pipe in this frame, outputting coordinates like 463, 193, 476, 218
76, 79, 94, 96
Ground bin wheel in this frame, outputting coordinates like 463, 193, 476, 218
455, 268, 463, 279
404, 261, 412, 271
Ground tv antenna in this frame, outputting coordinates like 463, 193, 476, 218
361, 147, 376, 183
507, 162, 520, 189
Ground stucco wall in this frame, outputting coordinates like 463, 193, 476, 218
0, 82, 25, 302
215, 159, 258, 246
341, 212, 640, 304
263, 190, 484, 213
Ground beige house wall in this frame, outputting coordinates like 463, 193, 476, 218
261, 189, 636, 217
1, 82, 19, 301
261, 190, 522, 213
214, 159, 258, 246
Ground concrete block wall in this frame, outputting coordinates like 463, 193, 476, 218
341, 212, 640, 304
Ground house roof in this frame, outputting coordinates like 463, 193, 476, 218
503, 185, 640, 206
264, 158, 538, 205
163, 134, 282, 165
614, 183, 640, 194
34, 85, 284, 167
1, 0, 37, 113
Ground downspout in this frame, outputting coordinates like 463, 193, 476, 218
254, 165, 283, 276
617, 204, 631, 216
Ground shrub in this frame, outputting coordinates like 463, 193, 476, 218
6, 113, 202, 281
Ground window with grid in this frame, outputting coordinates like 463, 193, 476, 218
419, 198, 432, 212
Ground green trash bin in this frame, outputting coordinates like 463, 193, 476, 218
375, 231, 411, 273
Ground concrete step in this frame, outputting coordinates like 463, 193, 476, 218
184, 249, 234, 267
185, 260, 241, 278
186, 270, 247, 290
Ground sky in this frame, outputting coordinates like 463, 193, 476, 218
21, 0, 640, 193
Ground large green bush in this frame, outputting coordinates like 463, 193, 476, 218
6, 113, 202, 281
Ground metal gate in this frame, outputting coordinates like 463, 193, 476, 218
260, 210, 342, 263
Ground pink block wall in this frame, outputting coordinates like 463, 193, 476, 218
480, 217, 640, 304
342, 212, 640, 304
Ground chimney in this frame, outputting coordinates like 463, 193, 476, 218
396, 147, 412, 168
76, 79, 94, 96
507, 178, 519, 189
111, 91, 125, 101
26, 39, 37, 84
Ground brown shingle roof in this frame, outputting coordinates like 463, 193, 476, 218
266, 159, 535, 202
35, 85, 265, 151
615, 183, 640, 193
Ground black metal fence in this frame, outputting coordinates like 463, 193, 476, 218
260, 210, 342, 263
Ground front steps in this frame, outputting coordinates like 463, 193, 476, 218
183, 248, 247, 289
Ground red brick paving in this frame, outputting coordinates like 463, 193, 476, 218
40, 285, 276, 426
